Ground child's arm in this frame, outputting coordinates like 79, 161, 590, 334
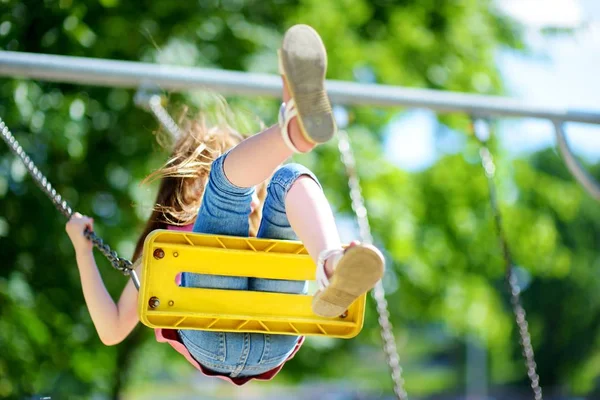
66, 213, 140, 346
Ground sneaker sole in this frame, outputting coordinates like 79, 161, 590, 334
312, 245, 385, 318
279, 24, 336, 144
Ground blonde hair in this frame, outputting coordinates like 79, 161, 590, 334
132, 99, 267, 261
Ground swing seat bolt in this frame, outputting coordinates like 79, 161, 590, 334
168, 300, 174, 306
149, 296, 160, 308
173, 251, 179, 257
340, 310, 348, 318
153, 248, 165, 259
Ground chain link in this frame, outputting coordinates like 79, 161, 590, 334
472, 119, 543, 400
337, 129, 409, 400
147, 95, 182, 140
0, 117, 136, 283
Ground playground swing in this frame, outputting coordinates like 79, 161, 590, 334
139, 230, 366, 337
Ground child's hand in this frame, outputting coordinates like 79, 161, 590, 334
66, 213, 94, 254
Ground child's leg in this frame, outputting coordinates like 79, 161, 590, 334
251, 165, 340, 291
286, 175, 384, 318
235, 165, 331, 379
219, 25, 383, 318
222, 24, 334, 189
252, 163, 383, 320
249, 164, 329, 293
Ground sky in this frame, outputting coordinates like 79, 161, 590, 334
384, 0, 600, 171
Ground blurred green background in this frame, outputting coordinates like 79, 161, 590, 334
1, 0, 599, 399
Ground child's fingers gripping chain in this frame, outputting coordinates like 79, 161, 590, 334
66, 213, 95, 251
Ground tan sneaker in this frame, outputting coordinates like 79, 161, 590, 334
278, 24, 336, 153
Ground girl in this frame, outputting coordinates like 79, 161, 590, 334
65, 24, 385, 385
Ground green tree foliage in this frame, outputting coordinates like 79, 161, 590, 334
1, 0, 599, 399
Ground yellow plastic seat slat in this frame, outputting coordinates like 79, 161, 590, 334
150, 246, 315, 281
139, 230, 365, 338
146, 310, 359, 326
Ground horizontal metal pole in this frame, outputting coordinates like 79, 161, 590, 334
1, 51, 600, 124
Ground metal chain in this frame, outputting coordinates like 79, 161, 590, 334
337, 129, 409, 400
0, 117, 139, 288
134, 89, 181, 141
472, 119, 543, 400
147, 94, 182, 140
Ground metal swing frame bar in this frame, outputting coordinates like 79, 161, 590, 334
1, 50, 599, 201
1, 51, 599, 123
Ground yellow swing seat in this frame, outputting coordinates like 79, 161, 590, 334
138, 230, 366, 338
